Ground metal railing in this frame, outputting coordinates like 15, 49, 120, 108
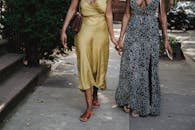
0, 0, 4, 39
0, 0, 24, 53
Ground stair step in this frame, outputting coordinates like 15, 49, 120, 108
0, 66, 48, 122
0, 53, 24, 82
0, 40, 8, 56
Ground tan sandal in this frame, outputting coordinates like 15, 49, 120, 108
131, 111, 139, 118
92, 99, 100, 108
80, 111, 93, 122
123, 106, 131, 113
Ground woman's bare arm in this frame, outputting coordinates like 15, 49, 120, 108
61, 0, 79, 47
61, 0, 79, 32
159, 0, 172, 54
159, 0, 168, 42
118, 0, 131, 48
106, 0, 117, 45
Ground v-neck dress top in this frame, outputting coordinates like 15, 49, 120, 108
115, 0, 161, 116
75, 0, 109, 90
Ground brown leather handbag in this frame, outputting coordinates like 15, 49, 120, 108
70, 12, 82, 33
69, 1, 82, 33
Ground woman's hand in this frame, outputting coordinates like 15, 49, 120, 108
61, 31, 67, 48
111, 36, 118, 46
116, 38, 123, 56
164, 40, 172, 54
118, 38, 124, 51
164, 40, 173, 60
110, 36, 121, 55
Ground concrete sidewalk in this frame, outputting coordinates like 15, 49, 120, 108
0, 25, 195, 130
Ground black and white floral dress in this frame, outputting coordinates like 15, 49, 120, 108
115, 0, 161, 116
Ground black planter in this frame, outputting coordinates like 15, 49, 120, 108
171, 42, 185, 60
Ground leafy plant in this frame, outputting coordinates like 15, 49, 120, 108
2, 0, 75, 65
160, 36, 184, 59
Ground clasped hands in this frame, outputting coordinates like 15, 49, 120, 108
111, 37, 123, 56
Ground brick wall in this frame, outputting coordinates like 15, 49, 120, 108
112, 0, 126, 21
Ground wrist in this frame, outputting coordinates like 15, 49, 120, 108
111, 35, 115, 40
164, 39, 168, 43
61, 29, 65, 34
62, 28, 66, 31
163, 34, 168, 41
164, 42, 169, 47
119, 37, 123, 42
164, 37, 168, 41
61, 26, 67, 33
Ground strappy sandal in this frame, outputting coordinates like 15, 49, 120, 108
123, 106, 131, 113
131, 111, 139, 118
92, 99, 100, 108
80, 111, 93, 122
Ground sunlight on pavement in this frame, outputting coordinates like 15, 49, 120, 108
182, 40, 195, 44
112, 104, 118, 108
98, 92, 110, 104
184, 48, 195, 52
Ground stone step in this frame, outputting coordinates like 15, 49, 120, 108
0, 66, 49, 122
0, 53, 24, 82
0, 40, 8, 56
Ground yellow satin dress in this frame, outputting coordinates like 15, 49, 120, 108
75, 0, 109, 90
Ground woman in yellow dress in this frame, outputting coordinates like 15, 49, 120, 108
61, 0, 116, 122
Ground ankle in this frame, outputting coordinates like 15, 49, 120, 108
93, 94, 98, 100
93, 86, 98, 99
86, 108, 93, 112
86, 105, 93, 111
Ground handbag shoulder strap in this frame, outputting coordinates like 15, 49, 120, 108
77, 0, 81, 12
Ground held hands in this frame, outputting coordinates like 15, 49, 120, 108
111, 36, 122, 55
114, 37, 124, 56
118, 38, 124, 51
61, 31, 67, 49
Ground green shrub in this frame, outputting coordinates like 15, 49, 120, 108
2, 0, 75, 65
